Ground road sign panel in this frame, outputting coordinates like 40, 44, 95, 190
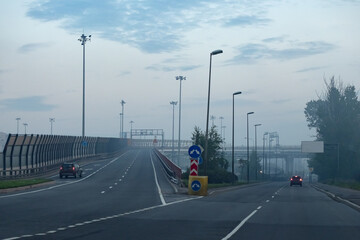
191, 180, 201, 192
188, 145, 201, 158
190, 158, 199, 176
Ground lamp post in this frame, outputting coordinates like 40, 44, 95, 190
232, 91, 242, 184
23, 123, 28, 134
219, 116, 224, 140
175, 76, 186, 166
16, 117, 21, 134
204, 49, 223, 176
49, 118, 55, 135
78, 33, 91, 137
254, 124, 261, 180
246, 111, 254, 183
263, 132, 268, 179
170, 101, 178, 162
129, 120, 134, 142
210, 115, 216, 127
120, 100, 126, 138
119, 113, 122, 138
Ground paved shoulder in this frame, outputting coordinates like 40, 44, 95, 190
312, 183, 360, 211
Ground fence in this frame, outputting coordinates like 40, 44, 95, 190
1, 134, 128, 178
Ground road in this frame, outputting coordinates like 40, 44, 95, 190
1, 148, 359, 240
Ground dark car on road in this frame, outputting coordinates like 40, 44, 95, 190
290, 175, 303, 187
59, 163, 83, 178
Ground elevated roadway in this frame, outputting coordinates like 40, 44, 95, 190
1, 148, 359, 240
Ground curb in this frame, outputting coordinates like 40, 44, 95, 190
312, 184, 360, 212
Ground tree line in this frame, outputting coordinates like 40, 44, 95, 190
305, 77, 360, 181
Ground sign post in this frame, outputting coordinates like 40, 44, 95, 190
187, 145, 208, 196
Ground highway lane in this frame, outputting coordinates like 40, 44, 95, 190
1, 150, 360, 240
12, 181, 358, 240
0, 148, 182, 240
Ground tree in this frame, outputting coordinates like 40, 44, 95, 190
187, 126, 236, 183
304, 77, 360, 181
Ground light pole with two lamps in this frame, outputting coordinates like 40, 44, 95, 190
204, 49, 223, 176
175, 76, 186, 166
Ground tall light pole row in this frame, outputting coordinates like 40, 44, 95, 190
15, 117, 55, 134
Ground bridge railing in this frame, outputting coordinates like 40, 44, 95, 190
1, 134, 128, 179
153, 148, 182, 183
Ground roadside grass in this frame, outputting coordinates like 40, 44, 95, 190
323, 179, 360, 191
0, 179, 52, 189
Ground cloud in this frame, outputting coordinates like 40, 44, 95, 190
26, 0, 202, 53
262, 36, 286, 43
146, 64, 201, 72
0, 96, 57, 111
18, 43, 52, 54
26, 0, 273, 54
296, 66, 327, 73
227, 41, 335, 65
223, 15, 271, 27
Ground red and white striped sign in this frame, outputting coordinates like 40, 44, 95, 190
190, 158, 199, 176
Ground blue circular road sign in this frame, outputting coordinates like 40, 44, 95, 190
188, 145, 201, 158
191, 180, 201, 192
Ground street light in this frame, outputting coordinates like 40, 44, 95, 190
129, 120, 134, 142
121, 100, 126, 138
232, 91, 242, 184
78, 33, 91, 137
170, 101, 178, 162
204, 49, 223, 176
49, 118, 55, 135
247, 111, 254, 183
23, 123, 28, 134
175, 76, 186, 166
263, 132, 268, 178
16, 117, 21, 134
219, 116, 224, 140
254, 123, 261, 180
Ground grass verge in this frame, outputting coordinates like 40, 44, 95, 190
322, 179, 360, 191
0, 179, 52, 189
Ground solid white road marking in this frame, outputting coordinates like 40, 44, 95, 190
150, 153, 166, 205
4, 196, 203, 240
221, 209, 258, 240
0, 152, 130, 199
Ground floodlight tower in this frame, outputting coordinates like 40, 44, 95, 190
78, 33, 91, 137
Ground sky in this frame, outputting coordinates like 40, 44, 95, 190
0, 0, 359, 146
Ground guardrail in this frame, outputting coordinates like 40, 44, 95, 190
153, 148, 181, 182
1, 134, 128, 178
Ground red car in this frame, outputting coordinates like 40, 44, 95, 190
290, 176, 303, 187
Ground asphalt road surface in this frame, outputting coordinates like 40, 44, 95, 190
1, 148, 359, 240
